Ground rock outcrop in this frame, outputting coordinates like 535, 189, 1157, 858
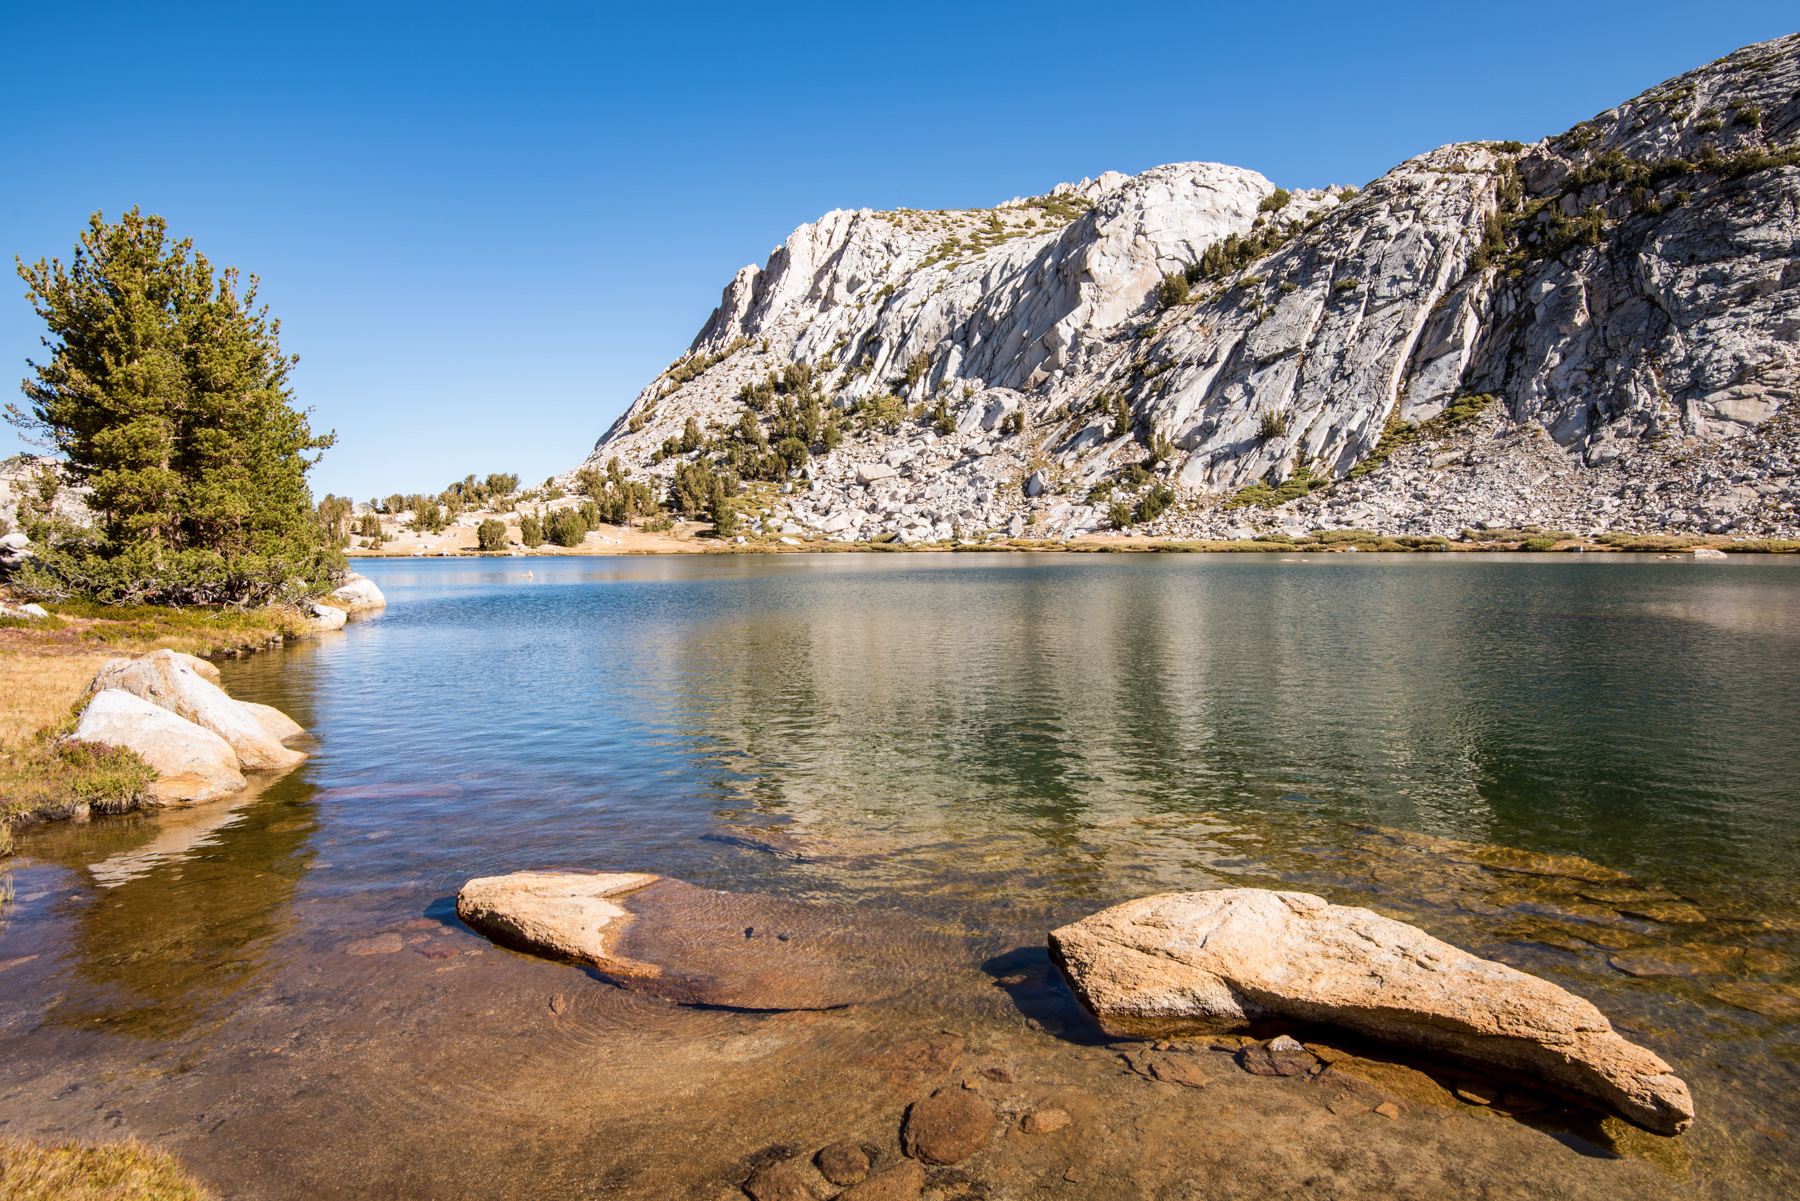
567, 34, 1800, 545
1048, 888, 1694, 1135
457, 870, 931, 1009
71, 690, 247, 804
86, 650, 305, 772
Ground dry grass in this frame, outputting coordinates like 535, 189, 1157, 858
0, 649, 115, 746
0, 646, 160, 850
0, 1136, 211, 1200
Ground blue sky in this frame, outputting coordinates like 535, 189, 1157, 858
2, 2, 1793, 501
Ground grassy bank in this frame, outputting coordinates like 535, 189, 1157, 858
0, 1135, 212, 1200
0, 600, 309, 853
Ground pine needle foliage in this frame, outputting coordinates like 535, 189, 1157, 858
9, 208, 340, 605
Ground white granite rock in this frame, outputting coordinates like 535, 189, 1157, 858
1050, 888, 1694, 1135
71, 689, 246, 804
86, 650, 305, 772
328, 574, 387, 612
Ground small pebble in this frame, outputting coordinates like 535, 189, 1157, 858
1375, 1102, 1404, 1119
549, 994, 567, 1014
1022, 1108, 1070, 1134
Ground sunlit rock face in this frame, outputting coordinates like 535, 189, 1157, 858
569, 33, 1800, 542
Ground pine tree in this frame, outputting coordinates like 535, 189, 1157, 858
10, 208, 340, 603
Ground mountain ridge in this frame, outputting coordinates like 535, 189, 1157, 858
567, 33, 1800, 545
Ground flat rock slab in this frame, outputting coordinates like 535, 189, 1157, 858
1048, 887, 1694, 1135
456, 871, 928, 1010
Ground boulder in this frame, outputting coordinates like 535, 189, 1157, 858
71, 690, 246, 804
170, 652, 221, 684
856, 462, 899, 485
456, 870, 926, 1009
457, 871, 661, 965
303, 600, 347, 631
901, 1089, 992, 1164
86, 649, 305, 772
834, 1160, 924, 1201
1048, 888, 1694, 1135
242, 701, 307, 744
328, 574, 387, 612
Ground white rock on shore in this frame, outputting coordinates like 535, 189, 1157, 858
87, 649, 305, 772
303, 600, 348, 631
1048, 888, 1695, 1135
328, 574, 387, 612
71, 690, 247, 804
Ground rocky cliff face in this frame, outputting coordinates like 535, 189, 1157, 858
571, 33, 1800, 544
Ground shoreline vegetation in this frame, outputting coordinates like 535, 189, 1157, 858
346, 519, 1800, 557
0, 599, 323, 853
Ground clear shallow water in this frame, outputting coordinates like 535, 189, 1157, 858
6, 552, 1800, 1196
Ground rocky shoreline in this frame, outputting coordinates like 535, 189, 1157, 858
1, 573, 386, 832
450, 870, 1698, 1199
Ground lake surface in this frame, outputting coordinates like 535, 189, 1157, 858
5, 552, 1799, 1198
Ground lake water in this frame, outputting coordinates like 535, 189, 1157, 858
4, 552, 1799, 1198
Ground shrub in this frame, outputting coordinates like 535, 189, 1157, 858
680, 417, 702, 453
1258, 188, 1292, 213
999, 411, 1024, 436
476, 519, 507, 550
1108, 500, 1134, 529
1157, 271, 1190, 307
903, 352, 932, 389
931, 399, 954, 436
518, 513, 543, 546
1259, 411, 1286, 440
775, 436, 809, 473
410, 500, 446, 534
547, 509, 588, 547
1137, 483, 1174, 524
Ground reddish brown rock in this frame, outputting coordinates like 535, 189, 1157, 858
1021, 1108, 1071, 1133
344, 933, 403, 955
1149, 1055, 1210, 1087
1236, 1036, 1318, 1078
815, 1140, 869, 1187
834, 1160, 924, 1201
902, 1089, 992, 1165
742, 1160, 812, 1201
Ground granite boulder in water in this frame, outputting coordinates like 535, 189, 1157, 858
71, 690, 247, 804
456, 870, 920, 1010
1048, 887, 1694, 1135
86, 649, 305, 772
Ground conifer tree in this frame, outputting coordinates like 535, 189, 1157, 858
10, 208, 340, 603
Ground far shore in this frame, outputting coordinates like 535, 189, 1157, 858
347, 520, 1798, 558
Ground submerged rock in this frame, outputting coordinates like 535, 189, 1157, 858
1048, 888, 1695, 1135
901, 1089, 993, 1165
71, 690, 246, 804
87, 649, 305, 772
456, 870, 922, 1009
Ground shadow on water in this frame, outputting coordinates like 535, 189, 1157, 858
25, 774, 319, 1040
979, 945, 1107, 1043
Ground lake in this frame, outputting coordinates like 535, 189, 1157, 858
4, 552, 1798, 1198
